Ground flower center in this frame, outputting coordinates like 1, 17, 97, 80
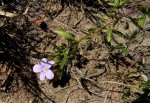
44, 68, 49, 70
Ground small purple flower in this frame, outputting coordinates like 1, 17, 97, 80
33, 58, 55, 80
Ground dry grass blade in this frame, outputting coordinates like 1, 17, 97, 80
0, 63, 12, 87
0, 3, 30, 17
0, 9, 18, 17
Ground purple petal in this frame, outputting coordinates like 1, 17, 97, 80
45, 70, 54, 80
43, 63, 52, 68
48, 61, 55, 65
41, 58, 47, 66
40, 72, 46, 80
40, 58, 52, 68
33, 64, 43, 73
41, 58, 47, 62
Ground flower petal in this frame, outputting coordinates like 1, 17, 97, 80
40, 58, 52, 68
41, 58, 47, 66
45, 70, 54, 80
43, 63, 52, 68
41, 58, 47, 62
48, 61, 55, 65
33, 64, 43, 73
40, 72, 46, 80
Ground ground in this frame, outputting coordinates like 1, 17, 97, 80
0, 0, 150, 103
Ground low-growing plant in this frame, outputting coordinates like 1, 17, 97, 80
33, 29, 92, 81
31, 0, 149, 102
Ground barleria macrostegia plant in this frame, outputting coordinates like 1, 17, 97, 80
32, 1, 149, 90
33, 29, 92, 80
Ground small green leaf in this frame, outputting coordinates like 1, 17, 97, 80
141, 79, 150, 89
106, 12, 116, 18
88, 27, 99, 32
112, 30, 128, 39
122, 48, 129, 56
129, 30, 138, 41
94, 15, 105, 23
137, 6, 147, 14
119, 0, 128, 7
108, 0, 128, 8
127, 73, 134, 78
54, 30, 75, 41
112, 44, 123, 50
107, 32, 112, 42
129, 17, 142, 30
70, 44, 78, 56
108, 0, 120, 7
106, 27, 112, 42
138, 15, 146, 27
60, 48, 69, 70
79, 36, 93, 45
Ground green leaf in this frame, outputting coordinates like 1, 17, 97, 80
129, 30, 138, 41
60, 48, 69, 70
138, 15, 146, 27
124, 72, 134, 78
122, 48, 129, 56
137, 6, 147, 14
108, 0, 120, 7
141, 79, 150, 89
127, 73, 134, 78
106, 12, 116, 18
106, 27, 112, 42
44, 52, 59, 57
88, 27, 99, 32
79, 36, 93, 45
112, 44, 123, 50
92, 15, 105, 22
110, 43, 128, 55
54, 30, 75, 41
119, 0, 128, 7
108, 0, 128, 8
70, 44, 78, 56
112, 30, 129, 39
129, 17, 142, 30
